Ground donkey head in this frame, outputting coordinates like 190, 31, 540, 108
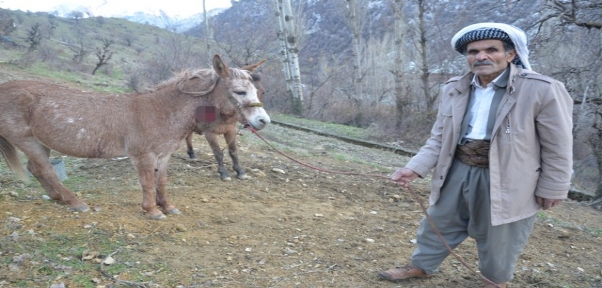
212, 55, 270, 130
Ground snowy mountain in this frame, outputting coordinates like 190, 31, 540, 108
121, 9, 226, 32
43, 3, 227, 33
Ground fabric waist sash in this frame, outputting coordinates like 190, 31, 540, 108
455, 140, 490, 168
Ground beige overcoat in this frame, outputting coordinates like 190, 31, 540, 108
405, 64, 573, 226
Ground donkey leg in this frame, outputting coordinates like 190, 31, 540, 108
185, 132, 197, 160
27, 159, 59, 199
132, 156, 166, 220
224, 130, 248, 180
21, 142, 89, 211
204, 132, 231, 181
154, 156, 179, 215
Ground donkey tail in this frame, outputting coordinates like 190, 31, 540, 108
0, 136, 30, 182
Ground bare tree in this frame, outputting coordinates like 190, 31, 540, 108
208, 1, 275, 66
0, 11, 16, 36
159, 10, 181, 32
92, 38, 114, 75
273, 0, 292, 105
68, 11, 84, 25
67, 32, 88, 63
96, 16, 106, 27
339, 0, 369, 124
538, 0, 602, 30
203, 0, 212, 63
137, 33, 206, 86
415, 0, 436, 111
214, 24, 270, 66
38, 43, 57, 63
156, 34, 201, 72
274, 0, 304, 115
536, 0, 602, 202
211, 8, 278, 68
122, 31, 137, 47
389, 0, 409, 128
26, 23, 43, 52
46, 14, 58, 37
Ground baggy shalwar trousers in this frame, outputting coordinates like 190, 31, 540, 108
410, 159, 536, 283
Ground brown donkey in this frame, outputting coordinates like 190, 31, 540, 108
184, 69, 266, 181
0, 55, 270, 219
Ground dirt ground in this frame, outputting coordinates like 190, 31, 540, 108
0, 68, 601, 287
0, 123, 601, 288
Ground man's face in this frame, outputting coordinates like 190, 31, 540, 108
465, 39, 516, 84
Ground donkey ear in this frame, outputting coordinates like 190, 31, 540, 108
213, 55, 230, 78
242, 59, 267, 73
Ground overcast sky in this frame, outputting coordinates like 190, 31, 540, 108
0, 0, 232, 18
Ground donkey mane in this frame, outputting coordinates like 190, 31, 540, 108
155, 68, 253, 96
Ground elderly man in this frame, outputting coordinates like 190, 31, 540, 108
379, 23, 573, 287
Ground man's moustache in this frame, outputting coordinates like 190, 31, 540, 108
473, 60, 494, 67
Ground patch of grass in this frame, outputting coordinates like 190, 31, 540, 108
332, 153, 348, 162
25, 64, 131, 94
537, 211, 602, 237
536, 211, 567, 227
61, 175, 91, 186
585, 227, 602, 237
26, 64, 83, 83
271, 114, 378, 141
0, 228, 170, 287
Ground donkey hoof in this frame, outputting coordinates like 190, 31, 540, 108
165, 208, 181, 215
237, 174, 251, 180
73, 204, 90, 212
149, 213, 167, 220
221, 176, 232, 181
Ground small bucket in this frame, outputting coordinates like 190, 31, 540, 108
27, 158, 68, 181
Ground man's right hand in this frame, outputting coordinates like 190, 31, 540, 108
390, 168, 419, 188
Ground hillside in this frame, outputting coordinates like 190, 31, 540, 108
186, 0, 541, 68
0, 8, 212, 93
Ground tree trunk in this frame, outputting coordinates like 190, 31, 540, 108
417, 0, 433, 111
343, 0, 365, 125
389, 0, 408, 128
595, 109, 602, 201
203, 0, 212, 64
274, 0, 304, 115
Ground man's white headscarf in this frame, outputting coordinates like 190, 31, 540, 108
451, 22, 531, 71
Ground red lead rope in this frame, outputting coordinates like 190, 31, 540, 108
245, 126, 501, 287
